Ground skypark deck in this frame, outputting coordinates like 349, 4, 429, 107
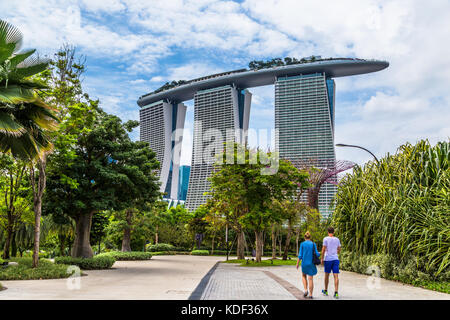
137, 58, 388, 107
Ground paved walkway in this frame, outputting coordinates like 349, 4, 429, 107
0, 255, 225, 300
0, 256, 448, 300
199, 262, 450, 300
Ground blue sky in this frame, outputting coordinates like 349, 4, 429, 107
3, 0, 449, 166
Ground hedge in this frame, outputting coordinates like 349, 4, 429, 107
339, 251, 450, 293
191, 250, 209, 256
97, 251, 152, 261
146, 243, 175, 252
0, 258, 75, 280
54, 255, 115, 270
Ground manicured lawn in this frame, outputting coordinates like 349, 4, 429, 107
0, 258, 76, 280
222, 258, 297, 267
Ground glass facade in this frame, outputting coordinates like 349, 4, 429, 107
185, 85, 251, 211
178, 165, 190, 201
275, 73, 337, 218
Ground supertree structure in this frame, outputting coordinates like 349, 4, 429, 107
289, 159, 356, 211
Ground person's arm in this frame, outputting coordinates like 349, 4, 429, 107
321, 239, 327, 265
296, 243, 303, 270
337, 239, 341, 254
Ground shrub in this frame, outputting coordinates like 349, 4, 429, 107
54, 255, 115, 270
191, 250, 209, 256
0, 258, 75, 280
146, 243, 175, 252
333, 140, 449, 276
150, 251, 177, 256
97, 251, 152, 261
339, 251, 450, 293
0, 258, 4, 264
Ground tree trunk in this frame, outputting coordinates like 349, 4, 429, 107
121, 210, 133, 252
155, 225, 159, 245
236, 229, 245, 259
2, 225, 12, 259
295, 229, 300, 256
72, 211, 94, 258
278, 233, 282, 256
282, 225, 292, 260
255, 230, 264, 263
59, 234, 66, 256
271, 224, 277, 259
11, 231, 17, 257
211, 233, 215, 255
31, 157, 47, 268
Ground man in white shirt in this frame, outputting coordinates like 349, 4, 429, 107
321, 227, 341, 299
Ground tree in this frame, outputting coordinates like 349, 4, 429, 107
46, 111, 160, 258
0, 20, 59, 268
209, 143, 309, 262
0, 154, 31, 258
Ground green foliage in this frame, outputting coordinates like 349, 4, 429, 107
150, 251, 177, 256
222, 258, 297, 267
0, 257, 4, 264
191, 250, 209, 256
339, 251, 450, 294
332, 140, 449, 276
96, 251, 152, 261
146, 243, 175, 252
0, 257, 75, 280
54, 255, 115, 270
0, 20, 59, 160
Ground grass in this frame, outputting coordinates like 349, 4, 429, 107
0, 258, 76, 280
222, 258, 297, 267
418, 281, 450, 294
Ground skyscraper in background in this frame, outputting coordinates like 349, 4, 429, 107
139, 100, 187, 199
275, 73, 336, 217
185, 85, 251, 211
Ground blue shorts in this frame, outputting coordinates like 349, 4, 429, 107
324, 260, 340, 274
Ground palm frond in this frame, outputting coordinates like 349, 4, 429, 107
0, 20, 23, 53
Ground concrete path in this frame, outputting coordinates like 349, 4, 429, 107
0, 255, 225, 300
0, 256, 448, 300
199, 262, 450, 300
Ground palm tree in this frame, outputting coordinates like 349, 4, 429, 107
0, 20, 58, 160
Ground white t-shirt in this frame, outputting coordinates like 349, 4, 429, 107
323, 236, 341, 261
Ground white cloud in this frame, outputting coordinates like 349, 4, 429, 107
2, 0, 449, 167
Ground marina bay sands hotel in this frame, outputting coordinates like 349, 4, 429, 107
138, 58, 388, 216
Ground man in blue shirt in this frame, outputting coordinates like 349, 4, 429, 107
321, 227, 341, 299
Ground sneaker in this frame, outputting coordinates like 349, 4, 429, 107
334, 292, 339, 299
322, 289, 328, 296
303, 291, 308, 298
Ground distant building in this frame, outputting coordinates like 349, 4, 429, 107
178, 165, 190, 201
185, 85, 251, 211
138, 58, 388, 215
139, 100, 186, 199
275, 73, 336, 218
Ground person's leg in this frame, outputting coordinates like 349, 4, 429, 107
324, 272, 329, 291
332, 260, 340, 298
333, 273, 339, 292
308, 275, 314, 297
302, 273, 308, 294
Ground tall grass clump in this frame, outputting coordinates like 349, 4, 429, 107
332, 140, 449, 277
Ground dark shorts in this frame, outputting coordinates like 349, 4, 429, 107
324, 260, 340, 274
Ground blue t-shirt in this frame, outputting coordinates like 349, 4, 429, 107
323, 236, 341, 261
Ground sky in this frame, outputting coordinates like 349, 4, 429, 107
2, 0, 449, 166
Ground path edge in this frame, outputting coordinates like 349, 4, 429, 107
188, 261, 220, 300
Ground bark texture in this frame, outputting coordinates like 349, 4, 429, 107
121, 210, 133, 252
72, 211, 94, 258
